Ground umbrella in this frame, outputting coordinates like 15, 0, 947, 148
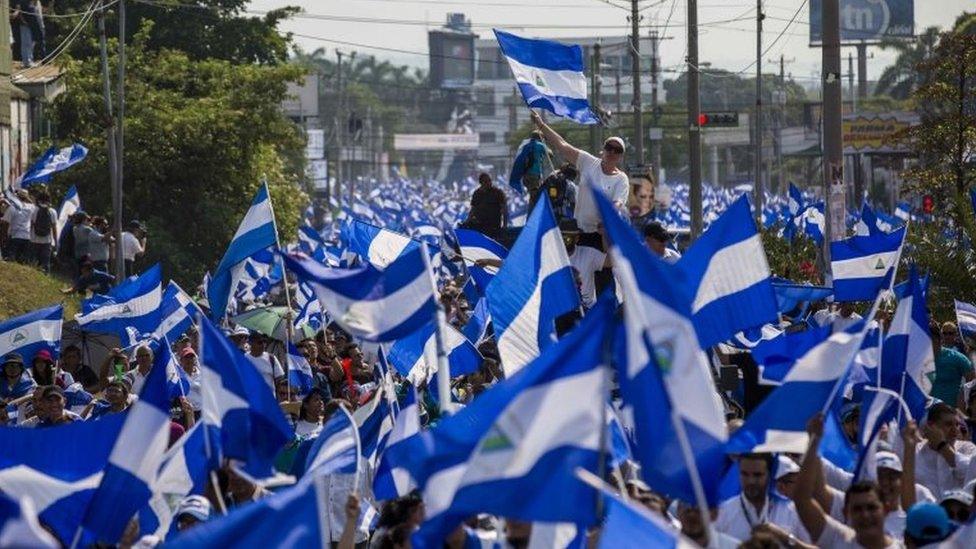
231, 306, 316, 342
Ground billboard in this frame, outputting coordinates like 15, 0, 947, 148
809, 0, 914, 45
841, 112, 917, 153
394, 133, 480, 151
306, 129, 325, 159
429, 30, 475, 89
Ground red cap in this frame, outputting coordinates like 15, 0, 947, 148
34, 349, 54, 363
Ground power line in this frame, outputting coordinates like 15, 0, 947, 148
14, 0, 108, 76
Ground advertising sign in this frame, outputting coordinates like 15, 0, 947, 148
393, 133, 480, 151
842, 115, 912, 153
809, 0, 914, 45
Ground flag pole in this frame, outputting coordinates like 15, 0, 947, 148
264, 179, 296, 401
820, 292, 885, 416
419, 242, 451, 415
195, 313, 228, 515
669, 406, 715, 543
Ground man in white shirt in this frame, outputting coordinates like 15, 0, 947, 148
914, 402, 971, 498
529, 111, 629, 247
246, 332, 284, 391
715, 453, 809, 542
814, 302, 864, 334
677, 500, 740, 548
643, 221, 682, 264
560, 218, 607, 309
121, 220, 147, 276
28, 190, 56, 272
1, 189, 35, 263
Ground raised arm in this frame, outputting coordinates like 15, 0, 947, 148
794, 413, 828, 542
901, 420, 919, 511
530, 111, 579, 165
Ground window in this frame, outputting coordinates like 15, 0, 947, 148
479, 132, 496, 144
475, 88, 495, 116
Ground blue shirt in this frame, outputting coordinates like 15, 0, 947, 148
524, 139, 549, 177
0, 372, 36, 401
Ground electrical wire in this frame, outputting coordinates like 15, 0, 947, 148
13, 0, 108, 77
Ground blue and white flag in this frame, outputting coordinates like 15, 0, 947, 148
507, 139, 533, 194
354, 388, 396, 469
138, 423, 209, 538
301, 406, 360, 479
283, 247, 437, 343
77, 264, 163, 342
342, 218, 424, 269
157, 281, 199, 342
771, 279, 832, 315
79, 341, 173, 544
293, 280, 323, 331
954, 300, 976, 338
851, 388, 900, 481
880, 267, 933, 421
753, 323, 834, 385
207, 184, 278, 322
894, 202, 911, 222
893, 272, 928, 301
379, 297, 617, 546
286, 342, 315, 396
493, 30, 599, 124
0, 493, 59, 548
589, 476, 696, 549
800, 202, 826, 245
373, 386, 421, 500
19, 144, 88, 187
455, 228, 508, 294
56, 185, 80, 241
462, 296, 491, 346
0, 413, 126, 545
199, 318, 293, 479
727, 322, 869, 455
388, 319, 482, 385
594, 188, 729, 505
676, 195, 778, 347
830, 226, 906, 302
0, 303, 62, 363
486, 196, 578, 375
166, 475, 327, 549
231, 247, 280, 303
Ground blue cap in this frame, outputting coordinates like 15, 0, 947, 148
906, 502, 951, 543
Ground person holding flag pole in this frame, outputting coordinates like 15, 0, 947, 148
263, 178, 297, 400
419, 241, 452, 415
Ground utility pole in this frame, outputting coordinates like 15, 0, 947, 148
649, 29, 661, 178
113, 0, 126, 281
767, 54, 787, 195
849, 50, 864, 204
688, 0, 702, 239
822, 0, 845, 263
754, 0, 764, 219
96, 11, 120, 280
335, 50, 344, 204
856, 41, 868, 98
848, 51, 856, 112
615, 64, 622, 117
589, 43, 602, 152
629, 0, 644, 167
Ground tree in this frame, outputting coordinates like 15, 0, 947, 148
874, 27, 941, 100
46, 22, 307, 286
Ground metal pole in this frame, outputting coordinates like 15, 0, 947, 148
776, 54, 785, 194
849, 50, 863, 204
822, 0, 845, 264
113, 0, 126, 281
856, 41, 868, 99
615, 65, 622, 117
335, 50, 344, 205
589, 43, 602, 152
649, 29, 661, 177
97, 12, 120, 280
754, 0, 764, 219
688, 0, 702, 239
630, 0, 644, 166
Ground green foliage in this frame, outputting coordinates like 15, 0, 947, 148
875, 27, 943, 100
0, 262, 80, 322
46, 23, 307, 287
761, 227, 822, 284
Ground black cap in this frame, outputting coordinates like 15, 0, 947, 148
558, 218, 581, 234
41, 385, 64, 399
128, 219, 145, 230
2, 353, 24, 367
643, 221, 671, 242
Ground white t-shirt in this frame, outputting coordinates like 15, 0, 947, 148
28, 206, 56, 245
294, 419, 322, 439
3, 203, 34, 240
183, 367, 202, 411
573, 151, 629, 233
714, 494, 810, 543
247, 352, 284, 390
816, 514, 904, 548
121, 231, 144, 261
915, 441, 971, 498
568, 246, 605, 308
88, 229, 110, 262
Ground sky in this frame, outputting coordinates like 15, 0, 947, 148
249, 0, 972, 85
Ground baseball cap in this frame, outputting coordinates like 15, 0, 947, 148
34, 349, 54, 364
940, 489, 974, 507
775, 456, 800, 480
2, 352, 25, 367
875, 451, 903, 473
558, 218, 581, 234
603, 136, 626, 152
905, 502, 952, 543
642, 221, 671, 242
175, 495, 212, 522
41, 385, 65, 400
230, 325, 250, 338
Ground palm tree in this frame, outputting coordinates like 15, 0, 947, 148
874, 26, 941, 100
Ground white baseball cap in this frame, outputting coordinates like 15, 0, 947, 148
603, 136, 626, 152
876, 451, 903, 473
775, 455, 800, 480
940, 489, 974, 506
175, 495, 212, 522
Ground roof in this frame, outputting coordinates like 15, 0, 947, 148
11, 63, 66, 101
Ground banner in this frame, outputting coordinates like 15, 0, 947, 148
809, 0, 914, 45
393, 133, 480, 151
842, 114, 914, 153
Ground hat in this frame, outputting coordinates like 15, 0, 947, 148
940, 489, 974, 507
2, 352, 25, 367
603, 136, 626, 152
15, 189, 29, 199
41, 385, 64, 399
180, 347, 197, 359
175, 495, 212, 522
230, 325, 250, 338
775, 455, 800, 480
128, 219, 145, 230
558, 218, 581, 234
33, 349, 54, 364
875, 451, 903, 473
642, 221, 671, 242
906, 502, 952, 543
107, 376, 132, 392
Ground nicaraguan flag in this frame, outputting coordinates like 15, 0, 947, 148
752, 323, 833, 385
727, 322, 869, 455
79, 342, 174, 544
379, 297, 617, 546
590, 476, 697, 549
342, 218, 426, 269
455, 228, 508, 294
387, 319, 482, 385
830, 226, 905, 301
373, 386, 421, 500
56, 185, 80, 242
594, 188, 729, 505
851, 387, 900, 481
955, 299, 976, 338
486, 196, 578, 375
207, 184, 278, 321
76, 264, 163, 341
462, 296, 492, 345
893, 272, 928, 300
286, 342, 315, 396
894, 202, 911, 222
293, 280, 323, 331
0, 493, 59, 548
199, 318, 293, 479
353, 388, 396, 469
19, 144, 88, 187
301, 406, 360, 479
283, 247, 437, 343
0, 413, 126, 545
676, 194, 778, 347
494, 30, 598, 124
0, 304, 62, 363
156, 281, 199, 343
138, 423, 209, 538
771, 279, 832, 314
879, 267, 933, 420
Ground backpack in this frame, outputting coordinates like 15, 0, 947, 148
543, 173, 569, 216
33, 207, 53, 238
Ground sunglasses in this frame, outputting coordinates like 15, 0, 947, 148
604, 145, 623, 154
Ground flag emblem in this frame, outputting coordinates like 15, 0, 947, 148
10, 330, 27, 345
875, 258, 885, 270
654, 337, 675, 376
480, 426, 514, 452
534, 71, 546, 89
